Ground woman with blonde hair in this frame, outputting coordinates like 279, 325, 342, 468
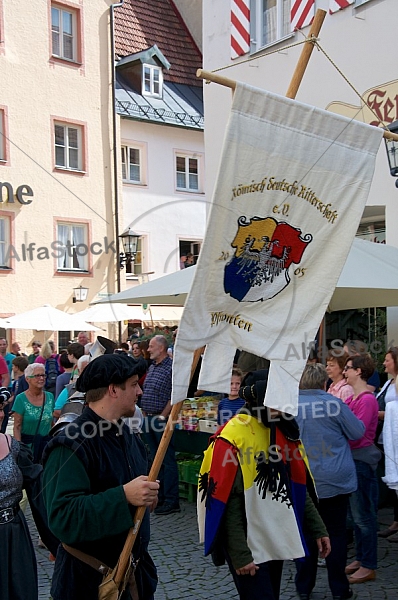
34, 340, 63, 397
34, 340, 55, 363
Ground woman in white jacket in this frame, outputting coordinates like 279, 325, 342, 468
378, 347, 398, 541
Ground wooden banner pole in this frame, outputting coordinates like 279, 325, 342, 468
285, 9, 326, 99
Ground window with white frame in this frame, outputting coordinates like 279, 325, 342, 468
51, 4, 78, 61
54, 122, 83, 171
121, 146, 142, 184
126, 236, 145, 276
176, 154, 199, 192
251, 0, 290, 51
179, 239, 202, 268
56, 222, 89, 271
0, 216, 10, 268
142, 64, 163, 97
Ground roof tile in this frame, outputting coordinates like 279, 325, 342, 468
114, 0, 202, 87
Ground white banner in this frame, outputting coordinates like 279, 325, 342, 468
172, 83, 382, 414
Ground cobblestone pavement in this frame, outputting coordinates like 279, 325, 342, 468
31, 501, 398, 600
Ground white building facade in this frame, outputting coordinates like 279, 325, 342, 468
202, 0, 398, 344
0, 0, 117, 349
114, 0, 207, 288
120, 118, 206, 279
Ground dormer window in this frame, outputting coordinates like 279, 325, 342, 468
142, 64, 163, 98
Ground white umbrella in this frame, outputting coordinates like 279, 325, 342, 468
76, 302, 183, 326
5, 305, 100, 331
96, 238, 398, 312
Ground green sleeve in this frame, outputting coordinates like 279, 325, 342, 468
12, 393, 25, 415
43, 446, 134, 545
223, 467, 253, 570
303, 491, 328, 539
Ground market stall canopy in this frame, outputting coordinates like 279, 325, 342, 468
327, 237, 398, 311
96, 267, 194, 306
76, 303, 183, 326
97, 238, 398, 312
5, 305, 100, 331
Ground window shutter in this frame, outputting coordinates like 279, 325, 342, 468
291, 0, 315, 31
329, 0, 354, 13
231, 0, 251, 59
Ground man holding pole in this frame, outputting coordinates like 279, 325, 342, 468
42, 353, 159, 600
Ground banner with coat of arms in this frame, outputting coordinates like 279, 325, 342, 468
172, 83, 383, 414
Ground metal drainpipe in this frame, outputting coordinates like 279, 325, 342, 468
110, 1, 124, 341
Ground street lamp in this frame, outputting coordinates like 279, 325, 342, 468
119, 228, 140, 269
385, 120, 398, 188
73, 285, 89, 303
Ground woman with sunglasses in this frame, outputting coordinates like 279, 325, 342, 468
12, 363, 55, 463
343, 354, 380, 586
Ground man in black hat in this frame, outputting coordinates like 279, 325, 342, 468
42, 353, 159, 600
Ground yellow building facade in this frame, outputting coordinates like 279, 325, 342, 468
0, 0, 118, 350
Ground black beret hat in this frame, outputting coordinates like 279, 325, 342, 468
241, 369, 269, 388
76, 353, 141, 392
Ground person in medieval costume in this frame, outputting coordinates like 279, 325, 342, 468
42, 353, 159, 600
197, 377, 330, 600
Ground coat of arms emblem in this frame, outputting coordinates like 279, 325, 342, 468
224, 216, 312, 302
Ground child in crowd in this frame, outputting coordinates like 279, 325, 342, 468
11, 356, 29, 399
217, 368, 245, 425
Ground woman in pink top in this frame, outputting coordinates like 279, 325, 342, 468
34, 340, 56, 365
326, 351, 354, 402
343, 354, 380, 586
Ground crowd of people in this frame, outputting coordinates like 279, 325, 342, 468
0, 332, 397, 600
199, 344, 398, 600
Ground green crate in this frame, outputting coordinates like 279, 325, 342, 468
178, 459, 201, 485
179, 481, 196, 503
177, 460, 184, 480
184, 461, 201, 485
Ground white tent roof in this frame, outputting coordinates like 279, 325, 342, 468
96, 238, 398, 312
96, 268, 194, 307
76, 303, 183, 326
328, 238, 398, 311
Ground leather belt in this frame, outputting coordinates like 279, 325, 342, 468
0, 504, 20, 525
